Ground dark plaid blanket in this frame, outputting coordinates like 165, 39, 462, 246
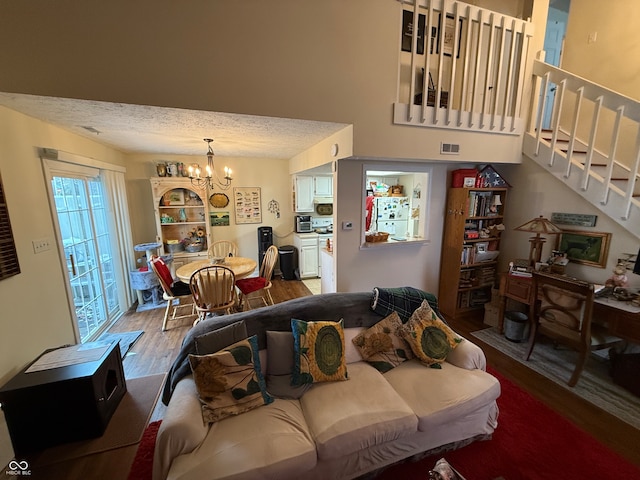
371, 286, 444, 323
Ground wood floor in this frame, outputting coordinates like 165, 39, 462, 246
11, 279, 640, 478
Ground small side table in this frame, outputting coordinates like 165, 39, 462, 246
0, 340, 126, 455
498, 273, 535, 334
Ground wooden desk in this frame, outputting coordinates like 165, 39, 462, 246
498, 273, 534, 334
498, 272, 640, 343
594, 297, 640, 344
175, 257, 257, 283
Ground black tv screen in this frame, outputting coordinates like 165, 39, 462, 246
634, 247, 640, 275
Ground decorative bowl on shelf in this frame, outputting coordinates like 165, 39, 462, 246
164, 241, 184, 253
185, 243, 204, 253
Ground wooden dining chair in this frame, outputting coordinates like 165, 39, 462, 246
208, 240, 238, 259
235, 244, 278, 311
149, 256, 197, 331
189, 265, 238, 323
525, 271, 623, 387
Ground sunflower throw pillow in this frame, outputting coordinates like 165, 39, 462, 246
189, 335, 273, 423
400, 300, 462, 368
351, 312, 413, 372
291, 319, 348, 385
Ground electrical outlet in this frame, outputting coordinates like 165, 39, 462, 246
342, 221, 353, 230
32, 237, 52, 254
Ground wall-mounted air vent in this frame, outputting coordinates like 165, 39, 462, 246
440, 143, 460, 155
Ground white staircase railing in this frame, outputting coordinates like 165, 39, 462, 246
524, 53, 640, 239
394, 0, 533, 135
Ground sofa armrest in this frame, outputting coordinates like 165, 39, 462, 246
445, 336, 487, 371
153, 376, 208, 480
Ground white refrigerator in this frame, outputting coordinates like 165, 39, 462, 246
372, 197, 410, 237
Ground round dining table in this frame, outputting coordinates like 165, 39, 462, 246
175, 256, 258, 283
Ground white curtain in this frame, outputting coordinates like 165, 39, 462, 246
102, 169, 136, 308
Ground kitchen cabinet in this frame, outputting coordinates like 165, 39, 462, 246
314, 175, 333, 197
294, 174, 333, 212
320, 249, 335, 293
294, 175, 314, 212
294, 233, 318, 278
438, 187, 507, 321
150, 178, 210, 269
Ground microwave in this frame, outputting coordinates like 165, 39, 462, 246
295, 215, 313, 233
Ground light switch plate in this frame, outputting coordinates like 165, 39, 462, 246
32, 237, 52, 254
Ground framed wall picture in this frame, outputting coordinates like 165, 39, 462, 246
401, 10, 426, 54
210, 211, 230, 227
556, 230, 611, 268
436, 14, 463, 58
233, 187, 262, 224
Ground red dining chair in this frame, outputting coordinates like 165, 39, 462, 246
149, 256, 196, 331
235, 245, 278, 310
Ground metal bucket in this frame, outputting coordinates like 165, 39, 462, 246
504, 311, 529, 342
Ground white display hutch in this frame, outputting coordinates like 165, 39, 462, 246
150, 178, 210, 272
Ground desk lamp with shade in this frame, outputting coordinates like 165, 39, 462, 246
514, 215, 563, 266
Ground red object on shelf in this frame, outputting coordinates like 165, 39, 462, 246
451, 169, 478, 188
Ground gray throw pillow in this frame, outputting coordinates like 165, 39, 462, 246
194, 320, 248, 355
265, 330, 312, 399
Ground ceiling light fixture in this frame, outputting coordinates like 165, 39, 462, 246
188, 138, 232, 190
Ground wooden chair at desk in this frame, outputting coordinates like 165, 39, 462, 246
189, 266, 238, 323
525, 271, 624, 387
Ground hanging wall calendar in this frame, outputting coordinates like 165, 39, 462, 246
233, 187, 262, 224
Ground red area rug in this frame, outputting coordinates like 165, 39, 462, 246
376, 368, 640, 479
127, 420, 161, 480
128, 369, 640, 480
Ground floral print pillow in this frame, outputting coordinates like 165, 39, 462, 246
291, 319, 348, 385
400, 300, 462, 369
189, 335, 273, 423
352, 312, 414, 373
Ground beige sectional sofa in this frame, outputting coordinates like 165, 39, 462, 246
153, 290, 500, 480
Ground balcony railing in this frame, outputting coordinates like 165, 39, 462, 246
524, 53, 640, 238
394, 0, 533, 135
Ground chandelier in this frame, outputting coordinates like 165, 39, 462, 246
188, 138, 232, 190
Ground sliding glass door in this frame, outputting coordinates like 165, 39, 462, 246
48, 164, 121, 342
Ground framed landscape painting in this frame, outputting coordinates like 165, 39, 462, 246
556, 230, 611, 268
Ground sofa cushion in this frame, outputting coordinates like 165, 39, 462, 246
168, 398, 317, 480
300, 362, 418, 460
351, 312, 413, 372
189, 335, 273, 423
400, 300, 462, 367
383, 359, 501, 432
194, 320, 248, 355
291, 319, 348, 385
266, 331, 312, 399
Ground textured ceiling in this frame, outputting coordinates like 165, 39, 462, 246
0, 92, 348, 158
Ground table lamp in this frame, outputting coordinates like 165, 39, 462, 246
514, 215, 563, 266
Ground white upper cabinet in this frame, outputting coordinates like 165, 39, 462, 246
314, 175, 333, 197
294, 175, 315, 212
